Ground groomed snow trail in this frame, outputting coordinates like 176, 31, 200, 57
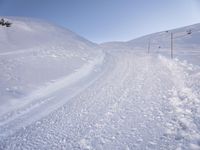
0, 51, 200, 150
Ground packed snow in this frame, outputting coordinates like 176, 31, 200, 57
0, 18, 200, 150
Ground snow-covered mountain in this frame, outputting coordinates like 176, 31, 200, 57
101, 23, 200, 65
0, 17, 103, 116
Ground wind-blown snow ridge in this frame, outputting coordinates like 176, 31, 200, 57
0, 52, 105, 124
0, 52, 107, 138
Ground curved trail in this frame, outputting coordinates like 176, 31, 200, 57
0, 51, 199, 150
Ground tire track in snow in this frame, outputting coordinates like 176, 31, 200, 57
77, 54, 176, 150
1, 52, 198, 150
0, 52, 132, 149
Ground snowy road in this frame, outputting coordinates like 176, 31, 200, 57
0, 51, 200, 150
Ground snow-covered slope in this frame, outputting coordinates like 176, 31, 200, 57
1, 18, 200, 150
0, 17, 104, 116
101, 23, 200, 65
0, 17, 98, 52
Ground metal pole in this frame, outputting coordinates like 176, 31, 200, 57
171, 32, 173, 59
148, 39, 150, 54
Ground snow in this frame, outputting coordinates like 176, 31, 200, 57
0, 18, 200, 150
101, 23, 200, 66
0, 17, 102, 117
159, 56, 200, 149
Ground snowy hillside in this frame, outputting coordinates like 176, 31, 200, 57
0, 17, 103, 117
0, 18, 200, 150
101, 23, 200, 65
0, 17, 98, 53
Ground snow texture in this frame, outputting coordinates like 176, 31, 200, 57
0, 18, 200, 150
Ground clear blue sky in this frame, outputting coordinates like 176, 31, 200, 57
0, 0, 200, 43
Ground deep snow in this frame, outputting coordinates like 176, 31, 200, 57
0, 18, 200, 150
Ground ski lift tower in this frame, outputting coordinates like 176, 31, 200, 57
166, 30, 192, 59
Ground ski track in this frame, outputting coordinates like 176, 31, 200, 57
0, 51, 200, 150
0, 52, 105, 135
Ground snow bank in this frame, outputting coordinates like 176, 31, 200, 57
159, 55, 200, 149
